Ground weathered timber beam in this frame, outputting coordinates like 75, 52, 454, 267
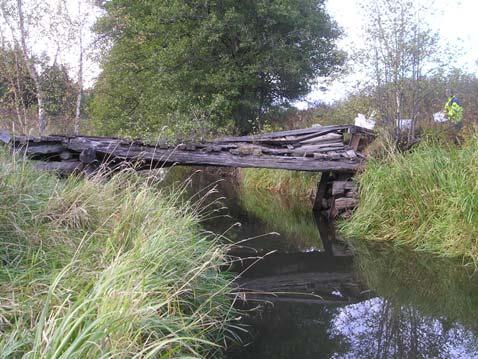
100, 146, 362, 172
33, 161, 82, 174
216, 125, 372, 143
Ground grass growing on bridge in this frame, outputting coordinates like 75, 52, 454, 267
0, 150, 239, 357
341, 131, 478, 265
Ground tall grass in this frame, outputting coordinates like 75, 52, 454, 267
240, 168, 319, 197
0, 150, 239, 358
341, 131, 478, 265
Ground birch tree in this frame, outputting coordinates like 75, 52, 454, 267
0, 0, 49, 134
358, 0, 449, 140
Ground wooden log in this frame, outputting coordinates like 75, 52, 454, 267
22, 144, 65, 155
79, 148, 97, 164
345, 190, 358, 198
332, 181, 357, 195
294, 142, 344, 152
216, 125, 372, 143
349, 133, 362, 151
59, 151, 74, 160
33, 161, 83, 173
335, 197, 359, 210
299, 132, 342, 144
313, 172, 330, 212
0, 131, 11, 144
101, 145, 362, 172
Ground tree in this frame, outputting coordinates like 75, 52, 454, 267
0, 0, 49, 134
90, 0, 344, 137
357, 0, 451, 140
40, 63, 77, 119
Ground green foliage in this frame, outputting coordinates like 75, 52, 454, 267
0, 150, 238, 357
340, 131, 478, 265
240, 168, 319, 197
90, 0, 344, 138
0, 47, 37, 109
40, 63, 77, 119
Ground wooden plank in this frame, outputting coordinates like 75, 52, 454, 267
216, 125, 358, 143
313, 172, 330, 212
349, 133, 362, 151
299, 132, 342, 144
23, 144, 66, 155
33, 161, 83, 173
96, 145, 362, 172
335, 197, 359, 210
332, 181, 356, 195
332, 181, 346, 196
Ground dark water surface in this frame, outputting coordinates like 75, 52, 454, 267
166, 168, 478, 359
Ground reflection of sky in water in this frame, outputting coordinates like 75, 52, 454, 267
329, 298, 478, 359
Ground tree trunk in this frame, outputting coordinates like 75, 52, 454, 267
16, 0, 46, 134
74, 28, 83, 134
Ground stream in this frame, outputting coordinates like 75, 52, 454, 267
165, 168, 478, 359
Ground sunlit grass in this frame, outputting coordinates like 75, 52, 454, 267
240, 168, 319, 197
0, 150, 240, 358
341, 130, 478, 265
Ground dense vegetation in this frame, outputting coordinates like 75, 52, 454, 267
341, 129, 478, 265
90, 0, 344, 138
0, 151, 238, 357
240, 168, 319, 197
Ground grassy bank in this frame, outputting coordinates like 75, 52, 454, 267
239, 168, 319, 197
0, 151, 238, 357
341, 132, 478, 265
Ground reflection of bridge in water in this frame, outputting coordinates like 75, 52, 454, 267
0, 124, 374, 219
230, 219, 371, 306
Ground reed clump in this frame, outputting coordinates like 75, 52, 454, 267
341, 130, 478, 265
0, 150, 238, 358
239, 168, 319, 197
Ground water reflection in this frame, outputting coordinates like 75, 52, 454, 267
331, 298, 478, 358
163, 167, 324, 252
162, 167, 478, 358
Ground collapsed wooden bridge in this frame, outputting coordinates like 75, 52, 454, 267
0, 124, 374, 218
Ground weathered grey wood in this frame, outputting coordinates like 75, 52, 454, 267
20, 144, 66, 155
216, 125, 372, 143
59, 151, 74, 160
299, 132, 342, 144
335, 197, 359, 210
332, 181, 357, 195
104, 146, 361, 172
33, 161, 82, 173
79, 148, 97, 164
1, 124, 373, 174
0, 131, 11, 144
313, 172, 330, 212
349, 133, 362, 151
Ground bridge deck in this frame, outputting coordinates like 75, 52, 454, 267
0, 125, 374, 173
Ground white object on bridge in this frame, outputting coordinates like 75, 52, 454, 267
433, 111, 448, 123
354, 113, 376, 130
396, 118, 412, 129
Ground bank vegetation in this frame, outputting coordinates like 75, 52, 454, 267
0, 150, 239, 357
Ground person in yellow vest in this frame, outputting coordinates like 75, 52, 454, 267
444, 93, 463, 128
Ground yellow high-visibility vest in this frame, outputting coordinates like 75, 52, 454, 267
444, 96, 463, 123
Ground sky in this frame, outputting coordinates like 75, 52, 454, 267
297, 0, 478, 107
14, 0, 478, 104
